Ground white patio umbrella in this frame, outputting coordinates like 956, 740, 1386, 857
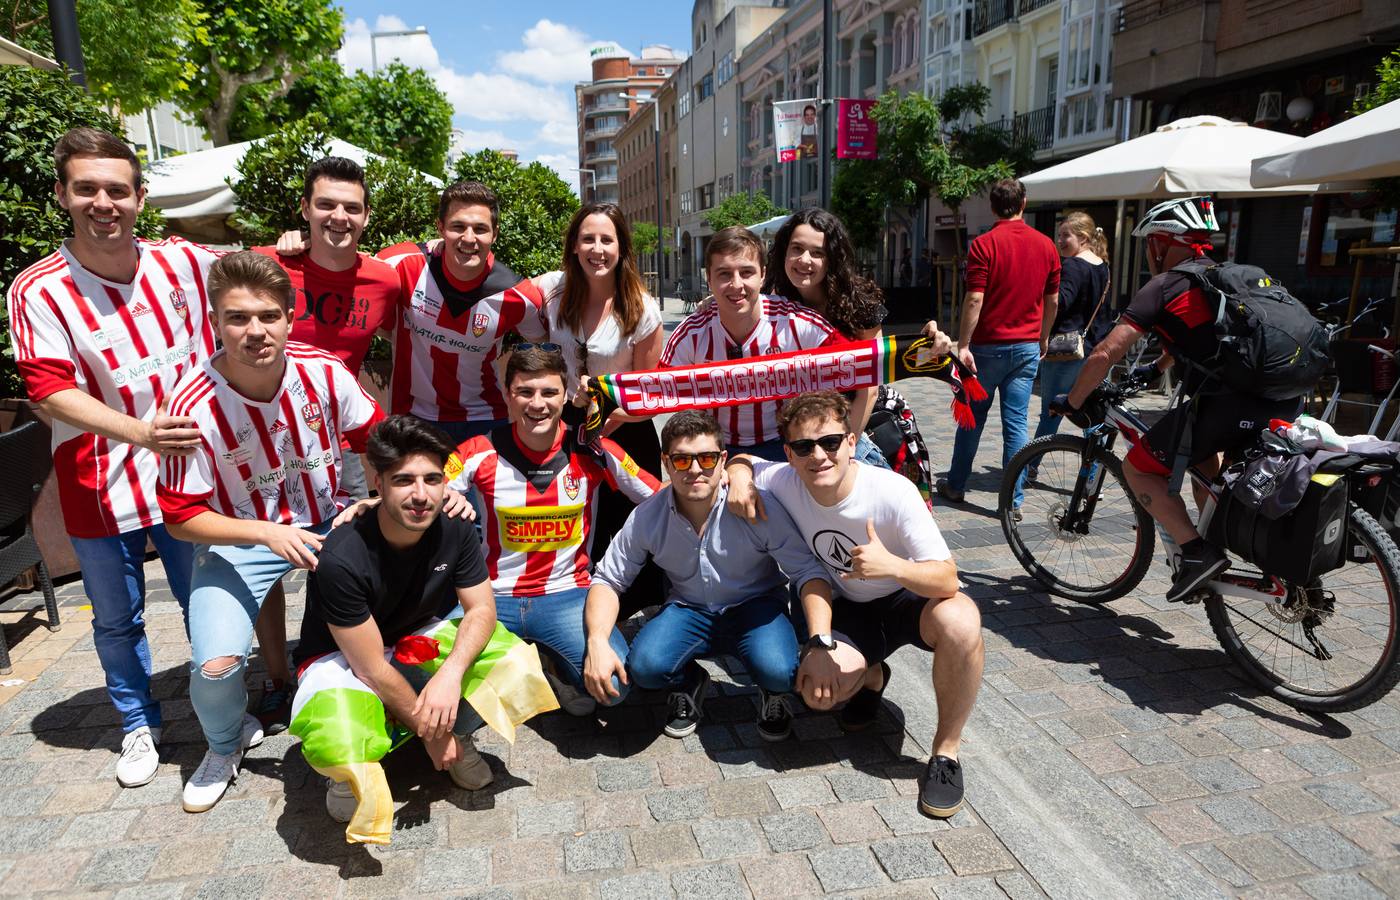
747, 213, 791, 238
1251, 99, 1400, 188
1020, 115, 1318, 202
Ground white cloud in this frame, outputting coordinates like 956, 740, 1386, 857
498, 20, 595, 85
337, 16, 599, 192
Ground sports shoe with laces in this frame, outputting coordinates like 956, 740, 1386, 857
935, 478, 965, 503
254, 678, 294, 734
1165, 538, 1229, 604
756, 690, 792, 742
919, 755, 964, 818
325, 778, 355, 823
448, 735, 495, 790
115, 725, 161, 788
181, 714, 264, 813
838, 661, 891, 732
663, 666, 710, 738
545, 670, 597, 716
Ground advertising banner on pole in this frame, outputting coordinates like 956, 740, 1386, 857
837, 98, 878, 159
775, 98, 821, 163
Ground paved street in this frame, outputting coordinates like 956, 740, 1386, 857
2, 318, 1400, 897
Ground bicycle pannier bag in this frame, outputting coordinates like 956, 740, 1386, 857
1175, 260, 1330, 401
1206, 435, 1349, 584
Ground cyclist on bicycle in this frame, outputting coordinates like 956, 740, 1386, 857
1055, 196, 1307, 604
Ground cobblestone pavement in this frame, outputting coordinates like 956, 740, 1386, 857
2, 336, 1400, 897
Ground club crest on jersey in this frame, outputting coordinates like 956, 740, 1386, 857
301, 401, 324, 432
472, 312, 489, 338
169, 288, 189, 319
563, 473, 580, 500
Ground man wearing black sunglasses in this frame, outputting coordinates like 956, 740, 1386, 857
582, 411, 832, 741
726, 391, 985, 819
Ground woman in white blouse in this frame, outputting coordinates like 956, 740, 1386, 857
533, 203, 665, 614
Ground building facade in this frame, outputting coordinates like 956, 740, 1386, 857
575, 43, 684, 205
673, 1, 791, 290
617, 80, 678, 288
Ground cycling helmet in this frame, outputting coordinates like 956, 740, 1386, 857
1131, 196, 1218, 239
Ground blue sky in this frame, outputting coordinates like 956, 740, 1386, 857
336, 2, 688, 192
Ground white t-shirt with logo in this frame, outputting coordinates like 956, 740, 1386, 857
751, 460, 951, 602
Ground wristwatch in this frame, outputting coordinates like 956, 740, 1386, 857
804, 633, 837, 653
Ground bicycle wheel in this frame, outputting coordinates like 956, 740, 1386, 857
1205, 505, 1400, 713
1000, 434, 1156, 604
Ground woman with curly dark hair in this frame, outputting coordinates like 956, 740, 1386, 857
764, 208, 952, 475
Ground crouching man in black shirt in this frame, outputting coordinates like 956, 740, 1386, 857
292, 414, 499, 829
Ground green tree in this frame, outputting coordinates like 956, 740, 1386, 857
226, 114, 332, 245
631, 222, 673, 257
0, 66, 164, 397
180, 0, 342, 145
361, 155, 441, 251
832, 87, 1025, 257
1355, 50, 1400, 210
232, 61, 454, 177
703, 191, 788, 232
451, 150, 580, 278
3, 0, 206, 114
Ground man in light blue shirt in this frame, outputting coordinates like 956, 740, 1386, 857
582, 410, 833, 741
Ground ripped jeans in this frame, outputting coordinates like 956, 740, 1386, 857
187, 522, 334, 754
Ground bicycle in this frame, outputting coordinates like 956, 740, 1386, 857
998, 372, 1400, 713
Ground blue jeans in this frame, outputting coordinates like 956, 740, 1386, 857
69, 525, 192, 733
494, 586, 629, 703
187, 522, 333, 754
854, 432, 893, 470
626, 594, 799, 694
729, 437, 787, 462
947, 342, 1040, 507
1034, 357, 1087, 443
390, 617, 484, 738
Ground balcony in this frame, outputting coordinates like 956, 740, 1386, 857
585, 98, 629, 114
984, 105, 1055, 152
972, 0, 1057, 37
1112, 0, 1217, 97
584, 124, 622, 140
585, 149, 618, 165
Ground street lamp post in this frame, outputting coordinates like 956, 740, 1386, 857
623, 93, 665, 304
574, 168, 597, 197
370, 27, 428, 73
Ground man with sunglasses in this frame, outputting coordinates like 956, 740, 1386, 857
581, 411, 832, 740
443, 345, 660, 714
726, 391, 985, 819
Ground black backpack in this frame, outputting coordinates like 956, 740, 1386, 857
1174, 260, 1330, 401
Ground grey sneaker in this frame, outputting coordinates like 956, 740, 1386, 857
116, 725, 161, 788
325, 778, 355, 823
448, 735, 495, 790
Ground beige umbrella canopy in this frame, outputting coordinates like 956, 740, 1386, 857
1020, 116, 1318, 202
1252, 99, 1400, 188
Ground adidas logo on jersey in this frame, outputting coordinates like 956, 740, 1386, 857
130, 300, 152, 317
269, 420, 289, 435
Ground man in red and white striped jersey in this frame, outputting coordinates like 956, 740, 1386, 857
156, 251, 384, 814
377, 181, 547, 442
6, 127, 218, 790
444, 346, 659, 715
661, 226, 841, 460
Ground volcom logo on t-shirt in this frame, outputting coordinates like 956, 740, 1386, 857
812, 529, 858, 572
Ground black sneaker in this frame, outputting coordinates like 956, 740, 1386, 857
1165, 539, 1229, 604
756, 690, 792, 742
254, 678, 293, 734
837, 661, 890, 732
663, 666, 710, 738
919, 755, 964, 818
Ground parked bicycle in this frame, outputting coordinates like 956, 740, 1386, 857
999, 370, 1400, 713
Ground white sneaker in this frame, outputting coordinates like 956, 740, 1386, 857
181, 714, 264, 813
182, 746, 243, 812
325, 778, 355, 823
448, 735, 495, 790
115, 725, 162, 788
241, 713, 265, 750
545, 670, 597, 717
